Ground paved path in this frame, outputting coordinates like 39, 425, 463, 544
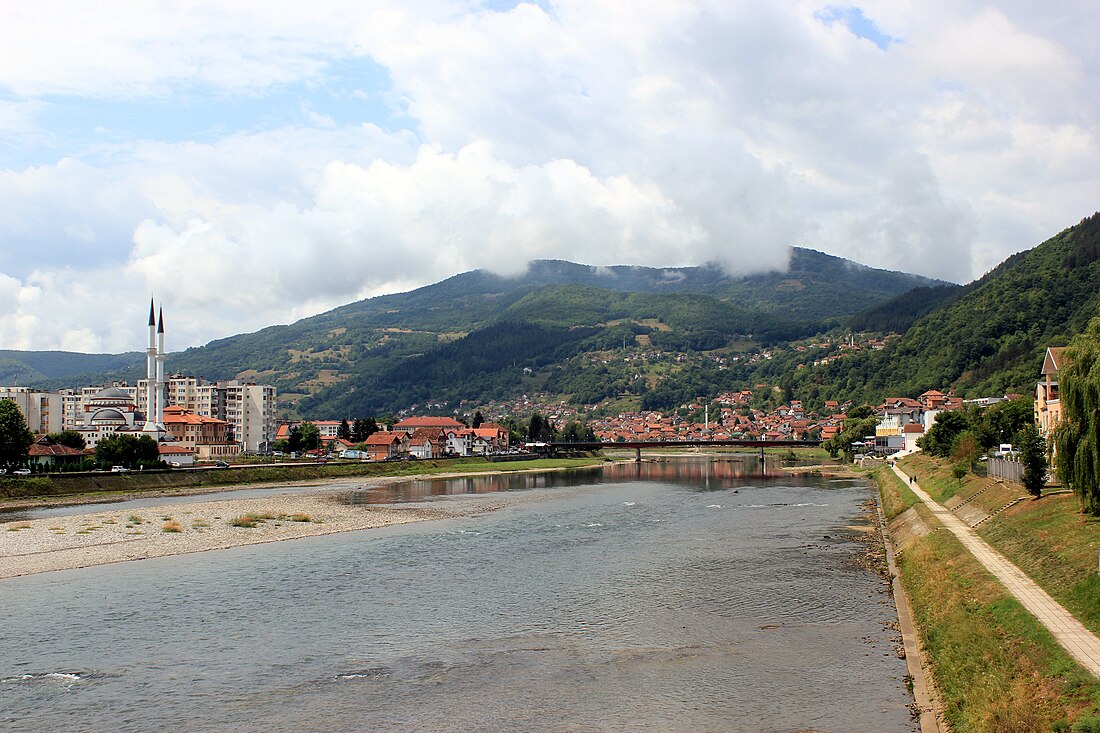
893, 465, 1100, 678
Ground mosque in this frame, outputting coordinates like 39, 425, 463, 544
78, 300, 168, 447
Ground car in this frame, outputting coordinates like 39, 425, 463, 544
0, 468, 6, 476
110, 466, 129, 473
214, 460, 230, 468
13, 468, 31, 476
169, 461, 182, 468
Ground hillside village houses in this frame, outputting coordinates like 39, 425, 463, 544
0, 301, 277, 462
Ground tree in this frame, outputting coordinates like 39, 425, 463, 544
1055, 318, 1100, 513
472, 410, 484, 429
287, 427, 303, 453
337, 418, 352, 441
823, 415, 877, 459
47, 430, 87, 450
0, 401, 33, 467
527, 413, 556, 442
95, 434, 160, 468
560, 421, 596, 442
847, 404, 875, 420
919, 410, 970, 458
351, 417, 378, 443
298, 422, 321, 451
1017, 423, 1047, 497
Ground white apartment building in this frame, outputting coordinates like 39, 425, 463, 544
222, 382, 277, 452
140, 376, 276, 451
0, 387, 66, 434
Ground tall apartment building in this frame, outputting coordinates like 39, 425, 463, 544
137, 375, 223, 420
136, 376, 276, 451
0, 387, 66, 434
222, 382, 277, 452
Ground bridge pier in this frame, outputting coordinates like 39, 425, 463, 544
635, 447, 642, 463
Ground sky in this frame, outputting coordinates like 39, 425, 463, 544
1, 0, 1097, 353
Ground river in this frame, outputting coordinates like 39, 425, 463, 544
0, 458, 914, 732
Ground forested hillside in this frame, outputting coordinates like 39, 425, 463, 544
11, 249, 937, 415
0, 350, 142, 388
771, 213, 1100, 403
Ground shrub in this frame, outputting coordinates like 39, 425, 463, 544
1073, 717, 1100, 733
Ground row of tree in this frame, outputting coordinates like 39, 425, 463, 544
918, 398, 1047, 496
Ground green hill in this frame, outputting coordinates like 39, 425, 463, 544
774, 213, 1100, 404
4, 250, 943, 416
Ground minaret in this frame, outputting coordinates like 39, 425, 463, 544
142, 298, 159, 432
155, 308, 166, 430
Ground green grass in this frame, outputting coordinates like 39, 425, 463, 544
873, 467, 919, 521
878, 470, 1100, 730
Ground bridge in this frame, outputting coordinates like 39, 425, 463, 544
546, 439, 823, 462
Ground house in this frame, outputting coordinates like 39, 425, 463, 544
902, 423, 925, 452
445, 429, 474, 457
473, 424, 509, 452
919, 390, 948, 410
158, 443, 196, 466
408, 428, 444, 459
1036, 346, 1068, 440
26, 435, 86, 469
364, 431, 409, 461
327, 438, 355, 455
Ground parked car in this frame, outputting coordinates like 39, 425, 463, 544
13, 468, 31, 476
169, 461, 182, 468
214, 460, 230, 468
111, 466, 129, 473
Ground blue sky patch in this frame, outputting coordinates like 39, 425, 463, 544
815, 6, 898, 50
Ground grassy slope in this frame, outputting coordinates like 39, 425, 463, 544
877, 466, 1100, 731
902, 453, 1100, 637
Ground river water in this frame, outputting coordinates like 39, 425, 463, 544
0, 459, 914, 732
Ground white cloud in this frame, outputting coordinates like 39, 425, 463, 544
0, 0, 1097, 352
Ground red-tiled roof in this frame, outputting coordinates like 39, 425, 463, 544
163, 405, 227, 425
394, 416, 465, 429
28, 442, 85, 457
365, 432, 404, 445
158, 444, 196, 455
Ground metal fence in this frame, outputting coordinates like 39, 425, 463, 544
987, 456, 1022, 484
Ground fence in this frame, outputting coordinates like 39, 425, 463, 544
987, 456, 1022, 484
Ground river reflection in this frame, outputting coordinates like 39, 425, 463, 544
343, 455, 818, 505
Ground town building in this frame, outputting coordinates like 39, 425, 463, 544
1036, 346, 1067, 440
364, 431, 409, 461
161, 405, 240, 460
0, 387, 66, 434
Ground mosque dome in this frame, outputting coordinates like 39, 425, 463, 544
91, 386, 132, 403
90, 408, 127, 423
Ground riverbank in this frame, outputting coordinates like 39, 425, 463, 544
0, 459, 605, 579
0, 456, 604, 511
875, 463, 1100, 730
